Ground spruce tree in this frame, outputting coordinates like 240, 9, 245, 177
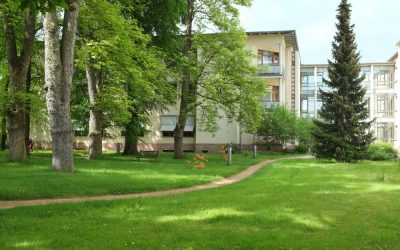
312, 0, 373, 162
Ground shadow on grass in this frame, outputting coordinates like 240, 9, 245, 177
1, 158, 400, 249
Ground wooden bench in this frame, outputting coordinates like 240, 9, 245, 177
136, 151, 159, 160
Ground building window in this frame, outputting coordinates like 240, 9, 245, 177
376, 94, 394, 118
160, 115, 195, 137
262, 86, 279, 108
162, 131, 174, 137
257, 49, 279, 66
376, 122, 394, 142
361, 66, 371, 85
300, 68, 316, 118
374, 66, 394, 88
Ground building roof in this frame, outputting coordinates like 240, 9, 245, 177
246, 30, 299, 51
301, 62, 396, 68
388, 52, 398, 62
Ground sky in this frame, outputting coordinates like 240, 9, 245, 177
238, 0, 400, 64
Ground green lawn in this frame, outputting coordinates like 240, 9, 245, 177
1, 158, 400, 249
0, 150, 280, 200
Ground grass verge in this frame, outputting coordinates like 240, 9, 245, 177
0, 150, 281, 200
0, 159, 400, 249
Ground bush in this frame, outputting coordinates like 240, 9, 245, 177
224, 142, 241, 154
367, 143, 398, 161
294, 144, 309, 154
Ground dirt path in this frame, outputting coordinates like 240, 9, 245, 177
0, 159, 277, 210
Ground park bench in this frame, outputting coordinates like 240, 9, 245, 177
136, 150, 159, 160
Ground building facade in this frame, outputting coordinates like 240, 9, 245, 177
31, 31, 400, 151
301, 41, 400, 148
137, 31, 301, 152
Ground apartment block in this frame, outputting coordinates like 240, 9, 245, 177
30, 31, 400, 151
301, 41, 400, 147
138, 31, 301, 152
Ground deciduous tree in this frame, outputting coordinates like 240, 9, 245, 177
43, 0, 79, 171
258, 106, 297, 148
0, 1, 36, 161
174, 0, 265, 158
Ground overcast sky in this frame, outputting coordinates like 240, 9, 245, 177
238, 0, 399, 64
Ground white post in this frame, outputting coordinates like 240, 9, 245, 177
253, 145, 257, 158
227, 146, 232, 166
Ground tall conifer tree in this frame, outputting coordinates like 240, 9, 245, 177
312, 0, 373, 162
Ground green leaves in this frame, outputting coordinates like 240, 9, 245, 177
194, 29, 265, 134
313, 0, 373, 162
258, 106, 297, 145
75, 0, 176, 135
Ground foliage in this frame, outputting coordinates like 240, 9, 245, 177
258, 106, 297, 146
75, 0, 176, 145
224, 142, 241, 154
194, 30, 266, 134
258, 106, 314, 152
173, 0, 262, 158
367, 143, 397, 161
293, 143, 309, 154
295, 117, 314, 152
114, 0, 185, 53
312, 0, 374, 162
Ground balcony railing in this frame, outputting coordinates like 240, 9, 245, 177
257, 64, 284, 76
262, 100, 280, 108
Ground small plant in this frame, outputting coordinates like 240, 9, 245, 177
192, 154, 208, 169
242, 150, 250, 157
367, 143, 398, 161
218, 145, 228, 161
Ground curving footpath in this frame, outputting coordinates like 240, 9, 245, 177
0, 159, 278, 210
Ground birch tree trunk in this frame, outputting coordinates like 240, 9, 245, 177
86, 57, 103, 160
2, 9, 35, 161
44, 1, 79, 171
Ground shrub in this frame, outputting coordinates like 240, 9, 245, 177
242, 150, 250, 157
224, 142, 241, 154
367, 143, 398, 161
294, 144, 309, 154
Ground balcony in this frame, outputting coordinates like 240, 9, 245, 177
257, 64, 284, 76
262, 100, 280, 108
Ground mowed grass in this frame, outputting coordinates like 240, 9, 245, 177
1, 159, 400, 249
0, 150, 280, 200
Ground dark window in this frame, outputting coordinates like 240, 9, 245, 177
162, 131, 174, 137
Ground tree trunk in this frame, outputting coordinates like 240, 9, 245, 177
86, 58, 103, 160
2, 9, 35, 161
0, 79, 7, 151
44, 1, 79, 171
0, 115, 6, 150
123, 112, 139, 155
0, 117, 7, 151
123, 130, 139, 155
25, 64, 31, 153
174, 0, 194, 159
7, 72, 26, 161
